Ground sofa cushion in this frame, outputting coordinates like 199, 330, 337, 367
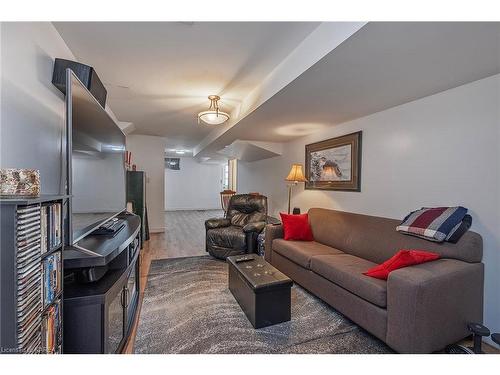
364, 249, 440, 280
310, 254, 388, 308
280, 213, 314, 241
272, 239, 343, 269
307, 208, 483, 264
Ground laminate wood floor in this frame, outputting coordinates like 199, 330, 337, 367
123, 209, 499, 354
150, 210, 223, 259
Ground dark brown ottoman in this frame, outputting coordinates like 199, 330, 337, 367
227, 254, 293, 328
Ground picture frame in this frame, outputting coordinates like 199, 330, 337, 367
305, 131, 362, 191
165, 158, 180, 170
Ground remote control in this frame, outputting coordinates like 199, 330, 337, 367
234, 256, 254, 263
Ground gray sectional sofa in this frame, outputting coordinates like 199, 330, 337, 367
264, 208, 484, 353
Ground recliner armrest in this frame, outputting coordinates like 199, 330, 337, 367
243, 221, 266, 234
386, 259, 484, 353
205, 218, 231, 230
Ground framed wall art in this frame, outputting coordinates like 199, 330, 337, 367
305, 131, 362, 191
165, 158, 180, 170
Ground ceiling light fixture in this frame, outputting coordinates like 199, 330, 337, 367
198, 95, 230, 125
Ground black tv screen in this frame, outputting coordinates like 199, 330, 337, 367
67, 71, 126, 243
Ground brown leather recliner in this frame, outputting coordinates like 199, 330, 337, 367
205, 194, 267, 260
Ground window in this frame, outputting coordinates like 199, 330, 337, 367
228, 159, 237, 191
222, 163, 229, 190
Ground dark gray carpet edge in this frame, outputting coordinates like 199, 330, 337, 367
134, 256, 393, 354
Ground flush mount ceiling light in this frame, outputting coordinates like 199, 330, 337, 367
198, 95, 230, 125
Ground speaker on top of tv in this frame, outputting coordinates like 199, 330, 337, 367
52, 58, 107, 108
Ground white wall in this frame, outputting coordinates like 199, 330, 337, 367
238, 74, 500, 344
165, 157, 223, 210
126, 135, 167, 233
0, 22, 76, 194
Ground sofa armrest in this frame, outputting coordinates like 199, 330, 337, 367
386, 259, 484, 353
264, 224, 283, 263
205, 218, 231, 230
243, 221, 266, 234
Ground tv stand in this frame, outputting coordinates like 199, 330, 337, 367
63, 212, 141, 353
64, 212, 140, 268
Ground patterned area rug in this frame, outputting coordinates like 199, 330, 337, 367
134, 256, 392, 354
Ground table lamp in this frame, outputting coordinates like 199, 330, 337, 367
285, 164, 307, 214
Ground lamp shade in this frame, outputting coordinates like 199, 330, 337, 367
198, 110, 230, 125
198, 95, 230, 125
322, 160, 341, 179
285, 164, 307, 182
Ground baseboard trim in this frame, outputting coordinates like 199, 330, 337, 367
149, 227, 166, 233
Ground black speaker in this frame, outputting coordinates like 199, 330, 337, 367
292, 207, 301, 215
52, 58, 107, 108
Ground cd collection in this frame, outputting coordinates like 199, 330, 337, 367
15, 202, 63, 353
40, 203, 62, 253
43, 252, 62, 307
42, 299, 62, 354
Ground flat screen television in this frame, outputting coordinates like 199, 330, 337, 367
67, 71, 126, 243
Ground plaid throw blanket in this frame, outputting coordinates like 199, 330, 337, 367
396, 206, 468, 242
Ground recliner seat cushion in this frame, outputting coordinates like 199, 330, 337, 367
272, 239, 344, 268
310, 254, 388, 308
207, 226, 246, 250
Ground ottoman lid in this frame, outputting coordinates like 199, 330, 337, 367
227, 254, 293, 292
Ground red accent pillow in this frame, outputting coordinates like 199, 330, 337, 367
280, 213, 314, 241
364, 250, 440, 280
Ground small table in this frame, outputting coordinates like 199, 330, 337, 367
227, 254, 293, 328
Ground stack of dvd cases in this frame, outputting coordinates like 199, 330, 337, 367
42, 300, 62, 353
40, 203, 62, 254
1, 196, 65, 354
16, 204, 43, 353
43, 252, 61, 307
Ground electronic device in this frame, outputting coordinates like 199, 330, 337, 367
66, 71, 127, 244
446, 322, 491, 354
52, 58, 107, 108
75, 265, 109, 284
92, 218, 125, 236
234, 256, 255, 263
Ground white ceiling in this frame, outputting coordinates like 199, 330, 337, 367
54, 22, 500, 161
196, 22, 500, 157
53, 22, 320, 150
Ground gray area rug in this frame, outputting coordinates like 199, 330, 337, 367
134, 256, 392, 354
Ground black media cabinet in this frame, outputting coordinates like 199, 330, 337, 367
63, 212, 141, 353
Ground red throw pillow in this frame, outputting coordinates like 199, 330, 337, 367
364, 250, 440, 280
280, 213, 314, 241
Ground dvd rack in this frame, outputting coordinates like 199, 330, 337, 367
16, 204, 43, 353
0, 195, 67, 354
